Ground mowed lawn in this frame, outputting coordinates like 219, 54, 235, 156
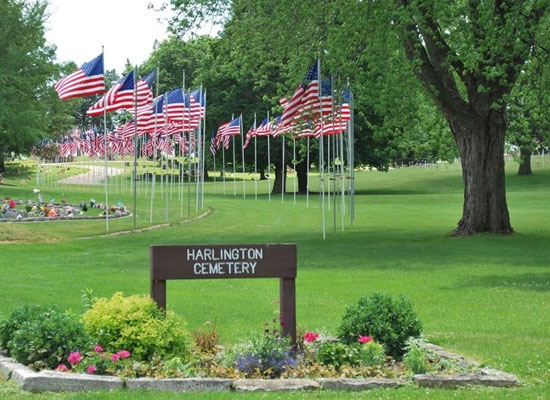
0, 158, 549, 399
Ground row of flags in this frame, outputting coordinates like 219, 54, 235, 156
212, 60, 351, 155
54, 53, 206, 139
53, 53, 350, 161
53, 128, 195, 159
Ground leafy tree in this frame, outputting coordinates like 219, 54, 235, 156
390, 0, 547, 234
0, 0, 58, 172
507, 22, 550, 175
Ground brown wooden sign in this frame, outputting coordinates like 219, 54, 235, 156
150, 244, 297, 344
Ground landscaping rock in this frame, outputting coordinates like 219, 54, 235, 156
19, 371, 123, 392
126, 377, 232, 392
414, 372, 518, 388
233, 379, 319, 392
317, 378, 405, 391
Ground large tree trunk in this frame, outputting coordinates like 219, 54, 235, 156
296, 160, 308, 194
271, 158, 287, 194
0, 152, 5, 174
450, 110, 513, 235
518, 147, 532, 176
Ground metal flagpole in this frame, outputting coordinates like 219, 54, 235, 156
348, 78, 355, 226
201, 90, 207, 208
293, 137, 296, 204
101, 46, 109, 231
132, 67, 139, 229
222, 141, 226, 196
338, 79, 346, 231
281, 135, 285, 203
306, 136, 310, 207
150, 67, 159, 223
253, 113, 257, 200
331, 75, 336, 233
180, 72, 185, 218
162, 95, 168, 222
318, 58, 326, 239
232, 114, 236, 197
267, 111, 271, 202
213, 131, 217, 194
195, 86, 203, 212
240, 114, 246, 198
187, 94, 192, 217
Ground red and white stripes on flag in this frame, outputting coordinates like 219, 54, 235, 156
54, 53, 104, 100
87, 70, 153, 116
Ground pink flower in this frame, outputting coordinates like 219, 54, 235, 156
116, 350, 131, 359
358, 335, 373, 344
110, 354, 120, 362
94, 345, 104, 353
304, 332, 320, 343
86, 365, 97, 374
67, 352, 82, 365
56, 364, 68, 372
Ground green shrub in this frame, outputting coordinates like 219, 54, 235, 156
0, 304, 89, 370
316, 341, 352, 369
357, 341, 386, 367
403, 338, 431, 374
337, 293, 423, 359
82, 292, 191, 361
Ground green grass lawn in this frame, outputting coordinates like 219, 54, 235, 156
1, 157, 549, 399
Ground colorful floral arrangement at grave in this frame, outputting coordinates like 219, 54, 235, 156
0, 198, 130, 221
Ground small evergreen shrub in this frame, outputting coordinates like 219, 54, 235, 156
82, 292, 191, 361
337, 293, 423, 359
0, 304, 89, 370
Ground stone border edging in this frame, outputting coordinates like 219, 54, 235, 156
77, 208, 212, 239
0, 347, 519, 393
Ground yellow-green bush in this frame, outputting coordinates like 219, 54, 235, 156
82, 293, 191, 361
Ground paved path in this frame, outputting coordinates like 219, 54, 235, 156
57, 165, 126, 185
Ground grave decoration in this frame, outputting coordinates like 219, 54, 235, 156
0, 198, 130, 222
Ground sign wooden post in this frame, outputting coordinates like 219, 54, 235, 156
150, 244, 297, 345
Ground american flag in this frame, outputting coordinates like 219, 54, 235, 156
314, 116, 347, 138
243, 120, 257, 149
298, 78, 332, 120
221, 116, 241, 137
87, 70, 154, 116
255, 117, 272, 136
210, 131, 218, 155
190, 88, 205, 120
54, 53, 105, 100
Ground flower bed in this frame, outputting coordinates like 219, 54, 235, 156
0, 198, 130, 222
0, 293, 519, 392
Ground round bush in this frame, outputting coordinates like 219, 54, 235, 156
81, 292, 191, 361
0, 304, 89, 370
337, 293, 422, 359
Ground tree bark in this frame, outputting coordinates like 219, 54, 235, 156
296, 160, 308, 194
450, 110, 513, 235
259, 167, 266, 180
271, 158, 287, 194
518, 147, 532, 176
0, 153, 5, 174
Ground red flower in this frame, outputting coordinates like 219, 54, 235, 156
358, 335, 373, 344
304, 332, 320, 343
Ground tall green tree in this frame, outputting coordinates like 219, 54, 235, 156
391, 0, 548, 234
0, 0, 58, 172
